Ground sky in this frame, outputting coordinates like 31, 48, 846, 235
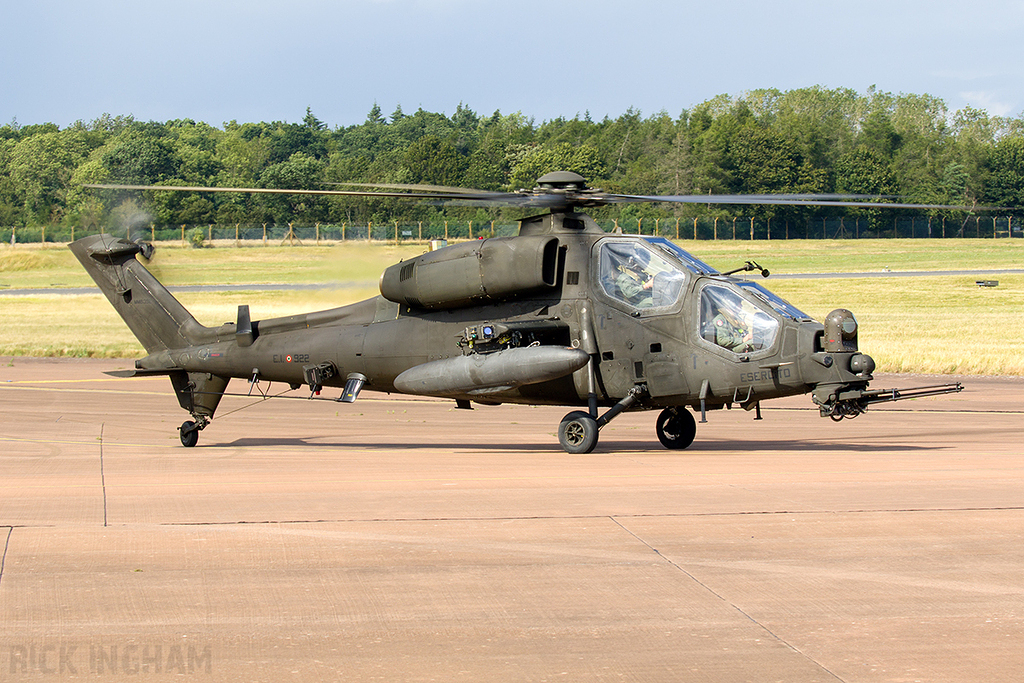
3, 0, 1024, 129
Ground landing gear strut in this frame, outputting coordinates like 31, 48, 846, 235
557, 385, 648, 454
179, 417, 209, 448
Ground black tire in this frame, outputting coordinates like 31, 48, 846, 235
179, 421, 200, 448
558, 411, 599, 454
656, 407, 696, 449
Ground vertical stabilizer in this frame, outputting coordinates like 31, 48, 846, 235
69, 235, 204, 353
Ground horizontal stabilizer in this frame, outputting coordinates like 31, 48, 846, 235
105, 367, 184, 378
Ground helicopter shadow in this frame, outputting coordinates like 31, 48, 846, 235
211, 436, 933, 454
600, 438, 936, 454
219, 437, 559, 452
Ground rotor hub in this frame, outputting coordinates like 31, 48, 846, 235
534, 171, 588, 192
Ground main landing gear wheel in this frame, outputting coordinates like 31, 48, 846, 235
558, 411, 599, 454
656, 407, 696, 449
179, 420, 201, 448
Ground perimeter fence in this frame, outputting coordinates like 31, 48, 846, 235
2, 215, 1021, 246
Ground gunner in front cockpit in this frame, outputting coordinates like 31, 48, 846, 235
712, 305, 754, 352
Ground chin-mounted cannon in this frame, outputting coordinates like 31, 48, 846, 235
814, 382, 965, 421
810, 308, 964, 420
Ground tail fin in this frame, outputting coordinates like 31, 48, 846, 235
69, 234, 202, 353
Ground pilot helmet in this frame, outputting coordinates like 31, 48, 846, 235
626, 245, 650, 270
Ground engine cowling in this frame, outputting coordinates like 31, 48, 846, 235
380, 235, 559, 309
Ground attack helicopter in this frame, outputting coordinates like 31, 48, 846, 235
75, 172, 964, 453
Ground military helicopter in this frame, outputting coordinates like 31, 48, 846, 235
75, 172, 964, 453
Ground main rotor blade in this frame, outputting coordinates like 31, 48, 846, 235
615, 193, 987, 211
83, 183, 487, 201
324, 181, 502, 196
84, 183, 581, 209
85, 183, 996, 212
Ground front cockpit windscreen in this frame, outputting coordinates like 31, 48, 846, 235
642, 237, 718, 275
735, 281, 813, 321
599, 240, 688, 310
699, 284, 780, 354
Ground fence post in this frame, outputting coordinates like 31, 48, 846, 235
469, 221, 473, 239
749, 217, 754, 240
181, 225, 185, 246
262, 224, 267, 246
368, 221, 372, 242
151, 224, 155, 242
675, 218, 680, 240
316, 222, 320, 246
693, 217, 698, 240
418, 222, 422, 241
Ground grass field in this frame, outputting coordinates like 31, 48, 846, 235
2, 239, 1022, 375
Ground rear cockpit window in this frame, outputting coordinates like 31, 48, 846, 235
598, 240, 688, 310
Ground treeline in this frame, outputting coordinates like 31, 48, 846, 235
2, 87, 1023, 235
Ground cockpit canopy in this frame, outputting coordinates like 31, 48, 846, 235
596, 236, 816, 356
597, 239, 689, 310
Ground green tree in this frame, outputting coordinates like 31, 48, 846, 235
8, 129, 94, 224
257, 152, 327, 223
101, 124, 178, 185
403, 135, 467, 186
986, 135, 1024, 207
508, 142, 605, 189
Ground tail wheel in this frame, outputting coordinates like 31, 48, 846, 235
179, 421, 200, 448
656, 407, 696, 449
558, 411, 599, 454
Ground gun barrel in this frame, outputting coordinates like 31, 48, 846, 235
859, 382, 964, 406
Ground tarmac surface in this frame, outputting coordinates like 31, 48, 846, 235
1, 356, 1021, 682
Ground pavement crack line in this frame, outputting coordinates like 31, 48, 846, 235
0, 526, 12, 589
99, 423, 108, 528
150, 505, 1024, 527
609, 516, 847, 683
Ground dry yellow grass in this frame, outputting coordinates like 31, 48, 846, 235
0, 289, 378, 359
2, 239, 1021, 375
769, 275, 1024, 376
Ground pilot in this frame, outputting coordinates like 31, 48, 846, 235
712, 307, 754, 352
615, 247, 655, 307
